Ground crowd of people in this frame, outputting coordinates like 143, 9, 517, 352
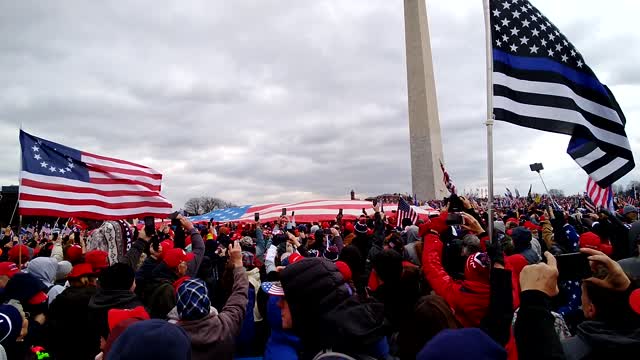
0, 193, 639, 359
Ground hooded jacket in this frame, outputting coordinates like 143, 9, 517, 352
26, 257, 65, 304
144, 262, 178, 319
422, 233, 490, 328
47, 286, 97, 360
403, 225, 420, 244
561, 321, 640, 359
87, 288, 143, 356
177, 266, 248, 360
280, 257, 389, 359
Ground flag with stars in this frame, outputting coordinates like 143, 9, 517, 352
19, 130, 172, 220
489, 0, 634, 187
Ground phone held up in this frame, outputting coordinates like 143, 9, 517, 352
446, 213, 464, 226
555, 252, 592, 281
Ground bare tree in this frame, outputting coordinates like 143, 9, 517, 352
548, 189, 565, 198
183, 196, 238, 215
184, 197, 204, 215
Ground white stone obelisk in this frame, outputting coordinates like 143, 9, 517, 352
403, 0, 447, 201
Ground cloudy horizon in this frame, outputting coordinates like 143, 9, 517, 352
1, 0, 639, 207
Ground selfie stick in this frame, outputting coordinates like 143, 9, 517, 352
532, 167, 559, 209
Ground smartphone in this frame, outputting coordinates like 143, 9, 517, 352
291, 211, 295, 217
338, 209, 343, 216
282, 208, 287, 216
446, 213, 463, 225
324, 228, 332, 235
144, 216, 156, 237
254, 212, 260, 222
373, 199, 378, 206
447, 194, 464, 213
556, 253, 591, 280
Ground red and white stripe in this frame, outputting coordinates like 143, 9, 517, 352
237, 200, 379, 223
19, 151, 171, 220
586, 176, 610, 209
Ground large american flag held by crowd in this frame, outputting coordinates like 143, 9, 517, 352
187, 199, 436, 224
19, 131, 172, 220
489, 0, 634, 187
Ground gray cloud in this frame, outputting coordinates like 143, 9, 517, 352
0, 0, 639, 207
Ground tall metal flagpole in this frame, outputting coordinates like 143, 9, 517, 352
482, 0, 494, 242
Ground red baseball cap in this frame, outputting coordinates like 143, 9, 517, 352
85, 250, 109, 272
28, 291, 48, 305
67, 263, 95, 279
108, 306, 150, 331
288, 253, 304, 265
630, 289, 640, 316
158, 240, 174, 259
0, 262, 19, 278
65, 245, 83, 264
8, 245, 31, 263
162, 249, 195, 269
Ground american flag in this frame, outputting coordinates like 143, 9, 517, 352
261, 282, 285, 296
440, 160, 456, 195
19, 131, 172, 220
396, 198, 418, 227
505, 188, 514, 199
189, 200, 385, 223
586, 176, 613, 211
490, 0, 634, 187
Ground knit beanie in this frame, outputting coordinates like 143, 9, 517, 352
417, 328, 506, 360
99, 263, 135, 291
511, 227, 532, 253
4, 273, 47, 304
0, 303, 23, 345
464, 252, 491, 284
177, 278, 211, 321
354, 222, 368, 234
107, 319, 191, 360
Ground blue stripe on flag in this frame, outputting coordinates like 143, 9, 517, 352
492, 49, 608, 97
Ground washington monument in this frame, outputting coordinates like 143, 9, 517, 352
403, 0, 447, 201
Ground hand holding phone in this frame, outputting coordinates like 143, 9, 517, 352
555, 252, 591, 280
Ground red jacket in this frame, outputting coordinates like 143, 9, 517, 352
422, 233, 490, 328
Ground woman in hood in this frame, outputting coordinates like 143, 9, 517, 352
26, 257, 66, 305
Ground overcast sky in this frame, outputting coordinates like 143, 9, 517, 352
1, 0, 639, 207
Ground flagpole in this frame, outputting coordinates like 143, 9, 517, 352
482, 0, 494, 242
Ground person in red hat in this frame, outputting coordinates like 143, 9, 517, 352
142, 215, 204, 320
422, 212, 491, 328
48, 263, 99, 360
85, 250, 109, 274
65, 244, 84, 265
8, 244, 31, 267
0, 261, 19, 288
579, 232, 613, 257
